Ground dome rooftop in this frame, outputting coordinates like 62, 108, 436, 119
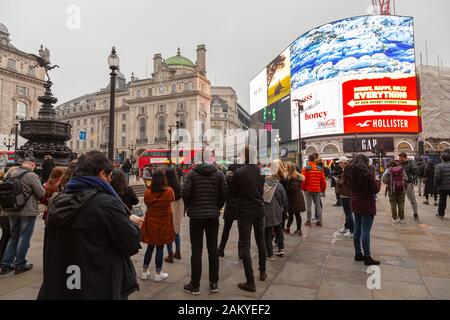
0, 23, 9, 35
165, 48, 195, 68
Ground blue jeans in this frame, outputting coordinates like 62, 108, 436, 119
167, 233, 180, 254
353, 214, 374, 257
0, 216, 36, 268
143, 245, 164, 272
341, 198, 354, 233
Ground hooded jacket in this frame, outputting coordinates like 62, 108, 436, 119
182, 164, 228, 219
38, 183, 141, 300
263, 177, 287, 228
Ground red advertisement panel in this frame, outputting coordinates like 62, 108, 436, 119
342, 76, 420, 134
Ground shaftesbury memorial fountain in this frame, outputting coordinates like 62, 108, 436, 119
15, 45, 73, 165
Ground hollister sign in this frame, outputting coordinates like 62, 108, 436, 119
343, 137, 394, 153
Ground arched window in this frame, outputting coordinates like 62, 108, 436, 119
16, 101, 27, 120
139, 118, 146, 141
397, 142, 413, 152
157, 116, 166, 140
321, 143, 340, 154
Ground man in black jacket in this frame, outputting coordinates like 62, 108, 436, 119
231, 146, 267, 292
182, 162, 228, 295
435, 153, 450, 218
38, 151, 142, 300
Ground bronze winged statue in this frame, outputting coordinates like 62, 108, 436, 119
30, 44, 59, 81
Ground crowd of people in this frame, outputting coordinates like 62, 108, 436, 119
0, 148, 448, 299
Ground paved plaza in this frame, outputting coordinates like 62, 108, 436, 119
1, 185, 449, 300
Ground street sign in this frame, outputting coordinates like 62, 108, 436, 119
78, 130, 87, 141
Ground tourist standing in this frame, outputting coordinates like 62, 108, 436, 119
110, 169, 139, 211
435, 153, 450, 218
423, 160, 438, 206
182, 160, 228, 295
382, 160, 408, 224
38, 151, 142, 299
302, 154, 327, 227
263, 162, 288, 260
41, 155, 56, 184
231, 146, 267, 292
42, 167, 66, 224
285, 161, 305, 236
0, 170, 10, 261
335, 157, 353, 237
416, 159, 425, 196
398, 152, 419, 220
141, 170, 175, 282
348, 154, 381, 266
218, 163, 241, 258
121, 159, 132, 183
164, 168, 184, 263
331, 158, 343, 207
0, 157, 45, 275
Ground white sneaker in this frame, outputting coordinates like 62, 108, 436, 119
399, 219, 405, 224
154, 272, 169, 282
392, 218, 398, 223
343, 231, 353, 238
141, 271, 151, 280
339, 227, 347, 234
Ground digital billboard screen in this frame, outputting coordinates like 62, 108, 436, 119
250, 15, 420, 139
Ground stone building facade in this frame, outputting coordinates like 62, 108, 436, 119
56, 45, 247, 159
0, 23, 45, 150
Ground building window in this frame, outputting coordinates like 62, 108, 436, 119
140, 107, 145, 114
91, 118, 94, 124
148, 88, 152, 96
172, 84, 176, 93
158, 116, 166, 139
16, 101, 27, 120
179, 114, 185, 128
83, 119, 87, 125
77, 120, 80, 126
121, 136, 126, 147
122, 124, 126, 132
103, 126, 109, 143
184, 83, 190, 91
28, 66, 35, 76
158, 104, 165, 112
122, 114, 126, 121
7, 58, 16, 70
137, 89, 141, 98
139, 118, 146, 141
16, 85, 29, 96
177, 102, 186, 110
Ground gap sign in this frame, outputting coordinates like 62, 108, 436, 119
343, 137, 394, 153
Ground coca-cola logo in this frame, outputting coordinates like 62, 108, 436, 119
317, 119, 336, 128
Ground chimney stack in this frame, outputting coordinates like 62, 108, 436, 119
153, 53, 162, 74
196, 44, 206, 76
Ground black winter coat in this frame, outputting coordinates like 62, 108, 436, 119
435, 161, 450, 191
230, 164, 265, 219
286, 176, 306, 214
182, 164, 228, 219
223, 164, 241, 221
423, 162, 436, 195
41, 159, 55, 184
38, 190, 141, 300
118, 186, 139, 211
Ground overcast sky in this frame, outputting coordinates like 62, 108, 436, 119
1, 0, 449, 111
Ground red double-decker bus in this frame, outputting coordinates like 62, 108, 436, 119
138, 148, 214, 172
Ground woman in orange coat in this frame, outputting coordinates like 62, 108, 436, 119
141, 170, 175, 282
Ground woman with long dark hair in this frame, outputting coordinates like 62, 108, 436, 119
423, 160, 438, 206
140, 170, 175, 281
347, 154, 381, 266
110, 169, 139, 211
164, 168, 184, 263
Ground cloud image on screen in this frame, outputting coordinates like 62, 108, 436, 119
290, 15, 415, 91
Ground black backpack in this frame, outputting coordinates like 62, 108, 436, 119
0, 170, 32, 210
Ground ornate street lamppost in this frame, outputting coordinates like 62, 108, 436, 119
3, 133, 15, 151
14, 116, 19, 153
293, 98, 305, 168
128, 141, 136, 167
107, 47, 120, 161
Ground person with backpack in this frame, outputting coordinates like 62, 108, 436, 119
38, 151, 142, 299
182, 157, 228, 295
302, 154, 327, 227
423, 160, 438, 206
398, 152, 419, 220
382, 160, 408, 224
0, 170, 10, 261
0, 157, 45, 275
